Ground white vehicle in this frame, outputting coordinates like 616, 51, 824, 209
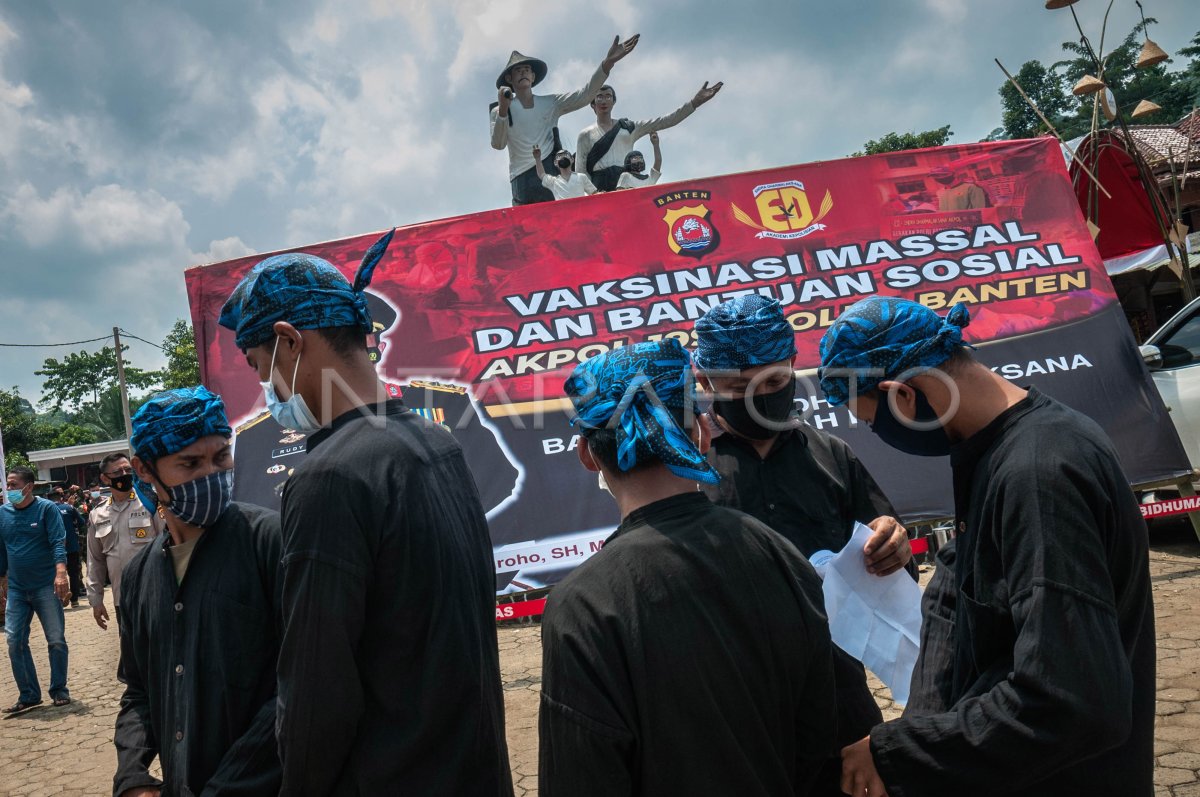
1139, 296, 1200, 475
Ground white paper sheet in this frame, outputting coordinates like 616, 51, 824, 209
809, 522, 923, 706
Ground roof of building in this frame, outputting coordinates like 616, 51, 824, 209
1124, 126, 1195, 167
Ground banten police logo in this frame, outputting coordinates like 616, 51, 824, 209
663, 205, 719, 258
732, 179, 833, 240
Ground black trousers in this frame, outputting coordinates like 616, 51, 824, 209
509, 154, 558, 206
66, 552, 84, 602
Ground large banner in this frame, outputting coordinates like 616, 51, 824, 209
186, 138, 1189, 593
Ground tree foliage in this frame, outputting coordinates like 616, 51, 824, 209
0, 387, 54, 471
36, 345, 159, 412
47, 423, 99, 449
997, 21, 1200, 140
999, 61, 1070, 139
160, 319, 201, 391
851, 125, 953, 157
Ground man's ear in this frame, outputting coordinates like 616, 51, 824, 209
577, 435, 601, 473
272, 321, 304, 355
131, 456, 165, 502
877, 380, 917, 418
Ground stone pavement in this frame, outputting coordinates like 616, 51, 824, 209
2, 524, 1198, 796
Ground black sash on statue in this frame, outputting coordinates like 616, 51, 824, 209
586, 119, 635, 175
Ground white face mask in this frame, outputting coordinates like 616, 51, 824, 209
260, 336, 322, 432
598, 471, 612, 496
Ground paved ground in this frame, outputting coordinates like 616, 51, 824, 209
2, 522, 1198, 796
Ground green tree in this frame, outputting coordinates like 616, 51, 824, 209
851, 125, 953, 157
999, 60, 1070, 139
36, 345, 159, 412
47, 423, 99, 449
0, 387, 54, 470
1055, 20, 1195, 133
1178, 31, 1200, 108
160, 319, 201, 390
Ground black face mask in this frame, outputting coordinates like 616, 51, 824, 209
870, 388, 951, 457
110, 474, 134, 493
557, 158, 571, 170
629, 161, 646, 173
712, 375, 796, 440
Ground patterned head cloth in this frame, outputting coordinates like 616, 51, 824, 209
693, 295, 797, 372
564, 339, 720, 485
129, 386, 232, 512
818, 297, 972, 406
219, 228, 396, 350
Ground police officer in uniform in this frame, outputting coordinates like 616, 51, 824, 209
86, 452, 164, 631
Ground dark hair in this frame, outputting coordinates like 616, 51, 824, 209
939, 347, 974, 375
580, 401, 694, 479
591, 85, 617, 105
99, 452, 130, 473
7, 466, 35, 486
315, 326, 368, 359
582, 429, 642, 479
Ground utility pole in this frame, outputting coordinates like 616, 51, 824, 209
113, 327, 133, 443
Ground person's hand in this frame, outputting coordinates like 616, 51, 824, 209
649, 131, 659, 145
93, 604, 110, 630
692, 80, 724, 107
602, 34, 640, 72
842, 737, 888, 797
863, 515, 911, 577
54, 572, 70, 603
532, 145, 541, 160
497, 86, 512, 111
120, 788, 161, 797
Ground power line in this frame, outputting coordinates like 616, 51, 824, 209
117, 329, 169, 354
0, 335, 112, 348
0, 329, 168, 353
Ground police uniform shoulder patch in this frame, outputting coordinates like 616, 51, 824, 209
236, 410, 276, 435
410, 380, 468, 395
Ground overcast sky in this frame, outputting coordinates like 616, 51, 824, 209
1, 0, 1196, 407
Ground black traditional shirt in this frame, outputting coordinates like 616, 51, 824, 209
276, 399, 512, 796
113, 502, 283, 797
703, 416, 898, 559
704, 415, 904, 792
540, 492, 837, 796
871, 389, 1156, 796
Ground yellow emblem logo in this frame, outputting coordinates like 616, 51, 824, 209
732, 180, 833, 240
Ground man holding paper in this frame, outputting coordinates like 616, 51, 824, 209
693, 295, 913, 796
820, 297, 1154, 797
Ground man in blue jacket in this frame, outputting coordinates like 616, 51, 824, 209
0, 466, 71, 714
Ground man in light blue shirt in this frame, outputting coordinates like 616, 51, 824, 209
0, 466, 71, 714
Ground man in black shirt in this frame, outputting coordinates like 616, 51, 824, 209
219, 230, 512, 796
694, 295, 913, 795
820, 297, 1155, 797
115, 386, 282, 797
541, 339, 837, 796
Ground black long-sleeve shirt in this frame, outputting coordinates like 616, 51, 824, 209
276, 399, 512, 796
114, 502, 283, 797
871, 388, 1156, 796
539, 492, 837, 796
704, 416, 903, 792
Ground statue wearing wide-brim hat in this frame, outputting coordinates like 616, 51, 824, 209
497, 51, 548, 89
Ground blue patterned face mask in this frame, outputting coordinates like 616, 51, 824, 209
261, 336, 321, 433
162, 469, 234, 528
